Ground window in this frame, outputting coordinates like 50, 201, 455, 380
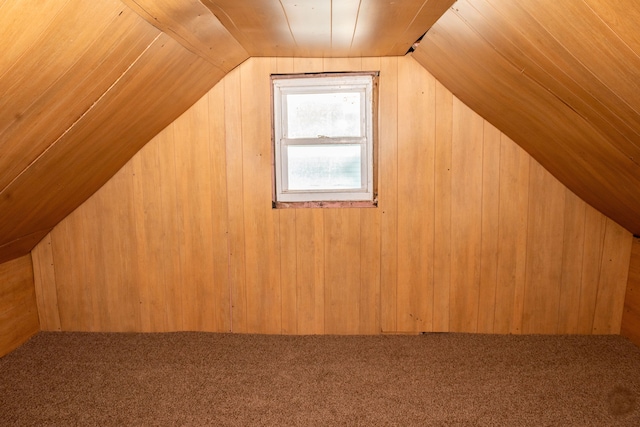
272, 72, 378, 208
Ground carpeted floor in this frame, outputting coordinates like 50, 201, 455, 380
1, 332, 640, 426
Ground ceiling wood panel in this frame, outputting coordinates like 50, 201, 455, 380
0, 33, 224, 245
351, 0, 455, 56
202, 0, 455, 57
414, 0, 640, 235
202, 0, 296, 56
0, 0, 252, 260
459, 0, 640, 166
0, 230, 52, 265
0, 0, 69, 75
0, 5, 160, 191
120, 0, 248, 70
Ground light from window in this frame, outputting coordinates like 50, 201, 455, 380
272, 73, 377, 207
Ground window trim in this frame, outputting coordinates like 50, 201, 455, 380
271, 72, 379, 209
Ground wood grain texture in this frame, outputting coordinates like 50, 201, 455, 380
622, 238, 640, 346
0, 255, 39, 357
0, 0, 247, 263
120, 0, 248, 70
31, 56, 633, 335
202, 0, 454, 57
414, 0, 640, 237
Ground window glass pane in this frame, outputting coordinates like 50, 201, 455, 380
286, 92, 361, 138
287, 145, 361, 190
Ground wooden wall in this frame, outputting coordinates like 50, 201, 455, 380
621, 237, 640, 345
0, 255, 39, 357
32, 56, 633, 335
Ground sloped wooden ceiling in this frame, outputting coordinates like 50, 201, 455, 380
413, 0, 640, 236
0, 0, 454, 264
3, 0, 639, 263
0, 0, 249, 263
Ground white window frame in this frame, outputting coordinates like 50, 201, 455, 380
271, 72, 377, 208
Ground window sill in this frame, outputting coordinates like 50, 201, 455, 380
272, 199, 378, 209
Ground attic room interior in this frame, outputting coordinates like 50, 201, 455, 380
2, 0, 640, 424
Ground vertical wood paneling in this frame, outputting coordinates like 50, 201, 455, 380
323, 58, 363, 335
0, 254, 39, 357
493, 138, 530, 334
276, 57, 298, 335
433, 80, 453, 332
379, 57, 399, 332
396, 56, 435, 333
224, 67, 247, 333
592, 219, 633, 334
450, 99, 483, 332
622, 238, 640, 345
577, 206, 607, 334
32, 233, 61, 331
155, 126, 184, 331
241, 57, 282, 334
359, 57, 383, 335
173, 96, 219, 331
477, 122, 501, 333
557, 191, 586, 334
207, 83, 232, 332
131, 139, 170, 332
32, 56, 633, 336
292, 57, 326, 334
522, 161, 565, 334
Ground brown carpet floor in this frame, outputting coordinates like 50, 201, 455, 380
1, 332, 640, 426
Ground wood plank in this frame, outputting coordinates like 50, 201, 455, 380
121, 0, 248, 70
396, 56, 434, 333
359, 56, 382, 335
280, 0, 331, 57
378, 57, 399, 333
96, 160, 141, 332
208, 80, 232, 333
388, 0, 458, 55
493, 137, 529, 334
576, 206, 607, 334
295, 208, 325, 335
224, 66, 247, 333
292, 57, 326, 335
275, 58, 298, 335
31, 233, 61, 331
323, 207, 362, 335
201, 0, 296, 56
449, 99, 483, 333
322, 58, 363, 335
51, 209, 91, 331
522, 161, 565, 334
131, 141, 168, 332
477, 121, 501, 333
0, 229, 52, 265
433, 79, 453, 332
622, 237, 640, 345
0, 255, 39, 357
330, 0, 362, 56
592, 220, 633, 334
241, 58, 282, 334
0, 0, 67, 75
352, 0, 454, 56
556, 190, 586, 334
173, 96, 219, 331
154, 125, 184, 331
